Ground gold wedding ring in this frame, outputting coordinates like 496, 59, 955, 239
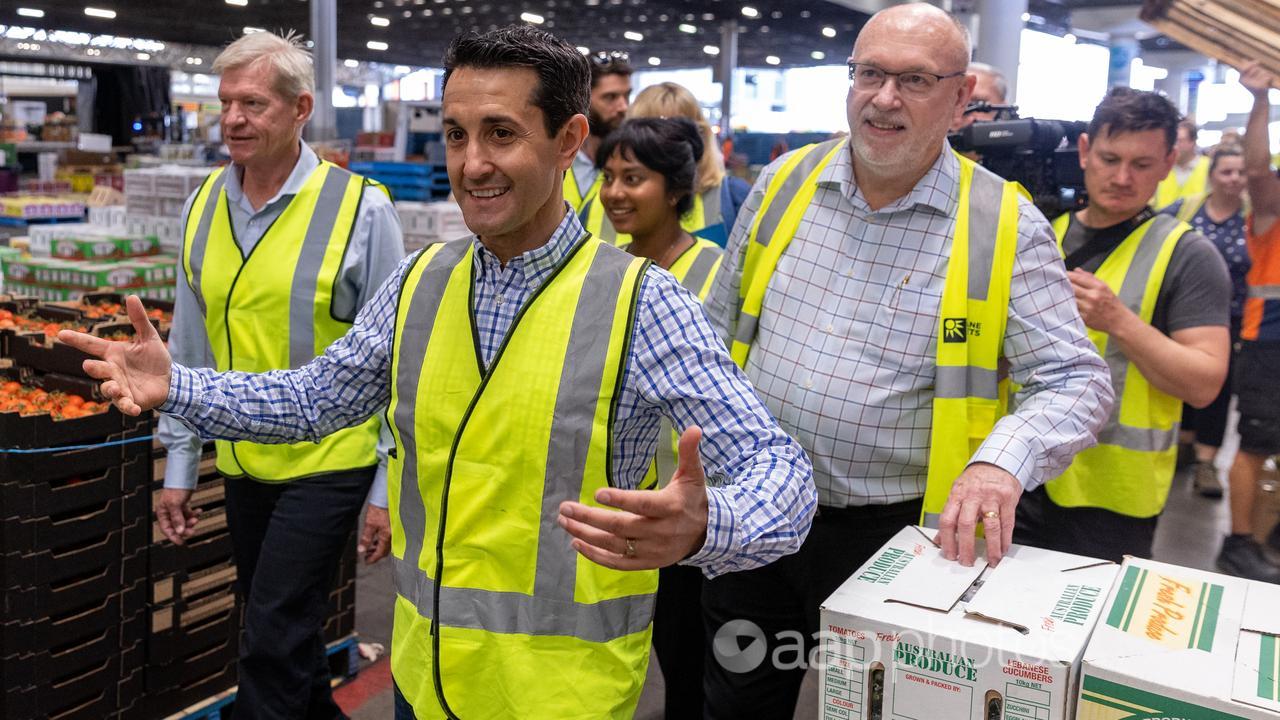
983, 510, 999, 520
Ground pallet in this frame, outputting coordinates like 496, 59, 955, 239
160, 634, 361, 720
1141, 0, 1280, 79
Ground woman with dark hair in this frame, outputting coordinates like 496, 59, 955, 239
1163, 144, 1251, 498
597, 116, 722, 720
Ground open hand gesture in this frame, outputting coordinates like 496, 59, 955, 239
557, 425, 710, 570
57, 295, 173, 415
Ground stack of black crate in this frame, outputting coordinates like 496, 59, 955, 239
118, 439, 241, 719
0, 378, 150, 720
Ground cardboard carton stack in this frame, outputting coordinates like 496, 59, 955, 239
396, 200, 468, 252
820, 526, 1119, 720
124, 166, 213, 252
2, 227, 177, 303
1077, 557, 1280, 719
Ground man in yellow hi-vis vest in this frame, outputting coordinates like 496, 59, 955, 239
63, 25, 816, 720
699, 5, 1114, 718
1013, 88, 1231, 565
1153, 119, 1211, 209
155, 31, 404, 717
562, 51, 633, 214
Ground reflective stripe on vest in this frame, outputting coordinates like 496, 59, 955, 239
583, 185, 723, 248
636, 238, 724, 491
183, 162, 379, 482
388, 237, 655, 719
1154, 156, 1210, 210
728, 141, 1020, 529
1176, 193, 1207, 223
1045, 213, 1188, 517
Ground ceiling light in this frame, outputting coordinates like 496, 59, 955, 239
370, 15, 390, 26
17, 7, 45, 18
1064, 33, 1076, 42
647, 56, 660, 66
811, 50, 825, 60
766, 55, 780, 65
520, 11, 544, 24
678, 23, 696, 33
1021, 12, 1031, 21
84, 6, 116, 18
741, 6, 759, 18
623, 30, 643, 41
703, 45, 720, 56
243, 26, 264, 34
394, 64, 410, 73
185, 56, 203, 65
822, 26, 836, 38
343, 58, 359, 68
576, 46, 590, 54
225, 0, 247, 5
136, 52, 149, 60
366, 40, 388, 51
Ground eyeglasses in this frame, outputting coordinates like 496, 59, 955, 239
847, 62, 965, 97
591, 50, 630, 66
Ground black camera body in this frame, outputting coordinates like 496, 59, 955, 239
949, 104, 1089, 219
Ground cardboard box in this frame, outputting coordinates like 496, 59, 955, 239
1077, 557, 1280, 719
819, 526, 1118, 720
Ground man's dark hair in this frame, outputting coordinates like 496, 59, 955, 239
590, 52, 633, 88
595, 117, 704, 216
1087, 86, 1182, 153
441, 25, 589, 137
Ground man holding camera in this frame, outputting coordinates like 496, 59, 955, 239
1013, 88, 1232, 564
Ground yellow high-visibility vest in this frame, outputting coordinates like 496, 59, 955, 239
1153, 156, 1209, 210
728, 140, 1022, 526
1045, 213, 1189, 517
387, 236, 657, 718
564, 167, 602, 214
182, 162, 380, 481
631, 238, 723, 490
582, 184, 726, 248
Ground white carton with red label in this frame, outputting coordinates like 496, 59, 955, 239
818, 525, 1118, 720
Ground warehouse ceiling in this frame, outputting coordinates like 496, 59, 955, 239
0, 0, 871, 69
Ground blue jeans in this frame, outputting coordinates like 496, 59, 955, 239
394, 682, 417, 720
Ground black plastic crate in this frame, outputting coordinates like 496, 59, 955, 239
147, 592, 240, 667
1, 620, 119, 689
0, 424, 148, 497
146, 508, 234, 577
2, 520, 138, 590
1, 653, 123, 720
117, 657, 236, 720
322, 606, 355, 645
4, 557, 128, 619
149, 557, 236, 607
144, 630, 239, 693
0, 582, 140, 657
0, 494, 133, 555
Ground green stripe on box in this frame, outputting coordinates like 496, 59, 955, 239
1081, 674, 1254, 719
1121, 568, 1148, 632
1108, 566, 1142, 629
1194, 583, 1224, 652
1261, 634, 1279, 702
1188, 582, 1208, 650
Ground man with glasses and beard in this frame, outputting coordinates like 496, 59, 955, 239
563, 50, 632, 214
702, 5, 1113, 717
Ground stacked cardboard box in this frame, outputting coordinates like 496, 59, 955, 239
124, 166, 213, 252
2, 233, 176, 303
396, 200, 468, 252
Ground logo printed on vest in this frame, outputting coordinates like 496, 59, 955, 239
943, 317, 968, 343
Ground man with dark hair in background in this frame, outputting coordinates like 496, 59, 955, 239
563, 51, 633, 213
60, 24, 816, 720
1014, 87, 1231, 563
1154, 118, 1210, 209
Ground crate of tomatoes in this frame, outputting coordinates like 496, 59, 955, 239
0, 367, 136, 450
2, 296, 165, 378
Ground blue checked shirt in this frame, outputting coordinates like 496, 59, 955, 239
161, 208, 816, 576
705, 141, 1114, 508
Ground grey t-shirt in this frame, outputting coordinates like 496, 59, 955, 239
1060, 213, 1231, 334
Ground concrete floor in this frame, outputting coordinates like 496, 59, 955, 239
344, 408, 1278, 719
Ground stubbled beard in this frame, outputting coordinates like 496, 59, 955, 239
589, 111, 620, 138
